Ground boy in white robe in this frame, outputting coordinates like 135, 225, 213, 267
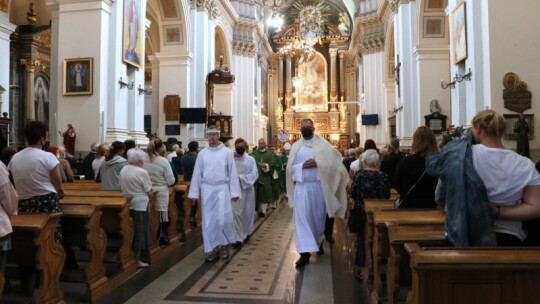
232, 138, 258, 247
287, 118, 349, 267
188, 126, 241, 261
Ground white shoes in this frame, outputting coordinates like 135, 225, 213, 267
138, 260, 149, 268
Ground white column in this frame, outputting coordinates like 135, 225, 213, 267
362, 52, 386, 145
154, 52, 192, 143
233, 55, 255, 144
0, 18, 16, 114
148, 55, 160, 134
394, 1, 419, 144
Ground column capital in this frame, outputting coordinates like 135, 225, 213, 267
20, 58, 41, 70
329, 48, 338, 58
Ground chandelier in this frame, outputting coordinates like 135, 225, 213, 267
277, 38, 316, 67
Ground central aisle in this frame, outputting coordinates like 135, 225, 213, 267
98, 201, 370, 304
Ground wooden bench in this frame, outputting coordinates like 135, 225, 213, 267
386, 223, 446, 304
405, 243, 540, 304
61, 196, 137, 289
61, 204, 108, 301
371, 209, 445, 302
64, 190, 123, 197
10, 213, 65, 304
364, 199, 395, 284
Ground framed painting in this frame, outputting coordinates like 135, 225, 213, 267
423, 16, 445, 38
123, 0, 143, 68
451, 1, 467, 64
34, 74, 50, 122
63, 58, 93, 96
163, 25, 183, 45
295, 52, 328, 112
503, 114, 534, 140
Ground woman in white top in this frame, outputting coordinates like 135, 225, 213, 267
471, 110, 540, 245
120, 149, 153, 267
92, 143, 109, 181
144, 139, 175, 245
0, 161, 18, 275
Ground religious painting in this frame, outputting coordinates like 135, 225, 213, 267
159, 0, 180, 20
0, 0, 7, 13
164, 95, 180, 121
123, 0, 143, 68
295, 52, 328, 112
423, 16, 445, 38
451, 1, 467, 64
503, 114, 534, 140
34, 74, 50, 123
424, 0, 447, 11
164, 25, 183, 45
63, 57, 93, 96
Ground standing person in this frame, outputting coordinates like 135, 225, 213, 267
514, 114, 530, 158
350, 150, 390, 279
59, 123, 76, 156
119, 149, 153, 267
123, 139, 136, 159
92, 143, 109, 181
394, 126, 439, 209
232, 138, 258, 248
143, 139, 176, 245
188, 126, 240, 262
427, 110, 540, 246
83, 143, 98, 180
268, 144, 282, 208
286, 118, 349, 267
0, 161, 18, 279
100, 141, 127, 190
182, 141, 199, 228
167, 144, 180, 162
250, 138, 280, 217
380, 138, 403, 189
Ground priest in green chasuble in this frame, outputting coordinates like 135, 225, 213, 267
250, 138, 281, 217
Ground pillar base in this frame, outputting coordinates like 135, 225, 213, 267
128, 130, 150, 148
105, 128, 130, 143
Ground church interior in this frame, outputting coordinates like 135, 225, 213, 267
1, 0, 540, 303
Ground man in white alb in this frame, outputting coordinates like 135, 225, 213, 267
232, 138, 258, 248
286, 118, 349, 267
188, 126, 241, 261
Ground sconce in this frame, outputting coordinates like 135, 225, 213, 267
138, 84, 152, 96
118, 77, 134, 90
441, 78, 456, 89
455, 68, 472, 83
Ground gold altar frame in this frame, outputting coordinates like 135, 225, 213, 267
294, 52, 328, 112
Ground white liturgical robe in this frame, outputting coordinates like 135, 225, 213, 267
188, 142, 241, 252
233, 153, 258, 241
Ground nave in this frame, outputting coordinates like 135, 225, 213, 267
90, 202, 369, 304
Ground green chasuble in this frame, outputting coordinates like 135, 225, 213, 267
250, 149, 281, 203
279, 154, 288, 193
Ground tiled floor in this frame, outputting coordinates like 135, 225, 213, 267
96, 201, 370, 304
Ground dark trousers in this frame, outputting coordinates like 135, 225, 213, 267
324, 214, 334, 238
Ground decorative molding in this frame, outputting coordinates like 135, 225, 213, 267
35, 30, 52, 48
359, 34, 385, 54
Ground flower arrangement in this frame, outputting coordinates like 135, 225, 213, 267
446, 125, 465, 139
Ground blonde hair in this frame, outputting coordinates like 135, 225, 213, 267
471, 110, 507, 139
146, 139, 164, 162
96, 143, 109, 158
411, 126, 439, 157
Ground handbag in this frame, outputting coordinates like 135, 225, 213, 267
395, 170, 427, 208
347, 206, 366, 233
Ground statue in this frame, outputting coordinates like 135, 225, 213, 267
275, 101, 283, 121
27, 2, 37, 24
514, 114, 530, 158
429, 99, 441, 114
59, 123, 76, 156
339, 103, 347, 120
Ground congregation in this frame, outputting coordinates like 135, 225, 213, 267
1, 109, 540, 302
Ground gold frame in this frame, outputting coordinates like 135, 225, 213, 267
451, 1, 467, 64
63, 57, 93, 96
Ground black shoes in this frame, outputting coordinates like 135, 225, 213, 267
295, 253, 311, 268
317, 241, 324, 256
231, 241, 242, 249
258, 212, 266, 218
326, 235, 335, 244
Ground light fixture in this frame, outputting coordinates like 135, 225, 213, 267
118, 77, 134, 90
267, 0, 284, 29
138, 84, 152, 95
441, 78, 455, 89
455, 68, 472, 83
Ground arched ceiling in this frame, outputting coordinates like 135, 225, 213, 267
273, 0, 354, 30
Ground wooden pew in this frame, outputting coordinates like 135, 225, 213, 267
364, 199, 395, 285
64, 190, 123, 197
61, 204, 108, 301
61, 196, 137, 289
10, 213, 65, 304
386, 223, 446, 304
371, 209, 445, 303
405, 243, 540, 304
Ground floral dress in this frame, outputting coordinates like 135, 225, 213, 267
349, 169, 390, 266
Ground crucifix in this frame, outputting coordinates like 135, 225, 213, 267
394, 54, 401, 98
